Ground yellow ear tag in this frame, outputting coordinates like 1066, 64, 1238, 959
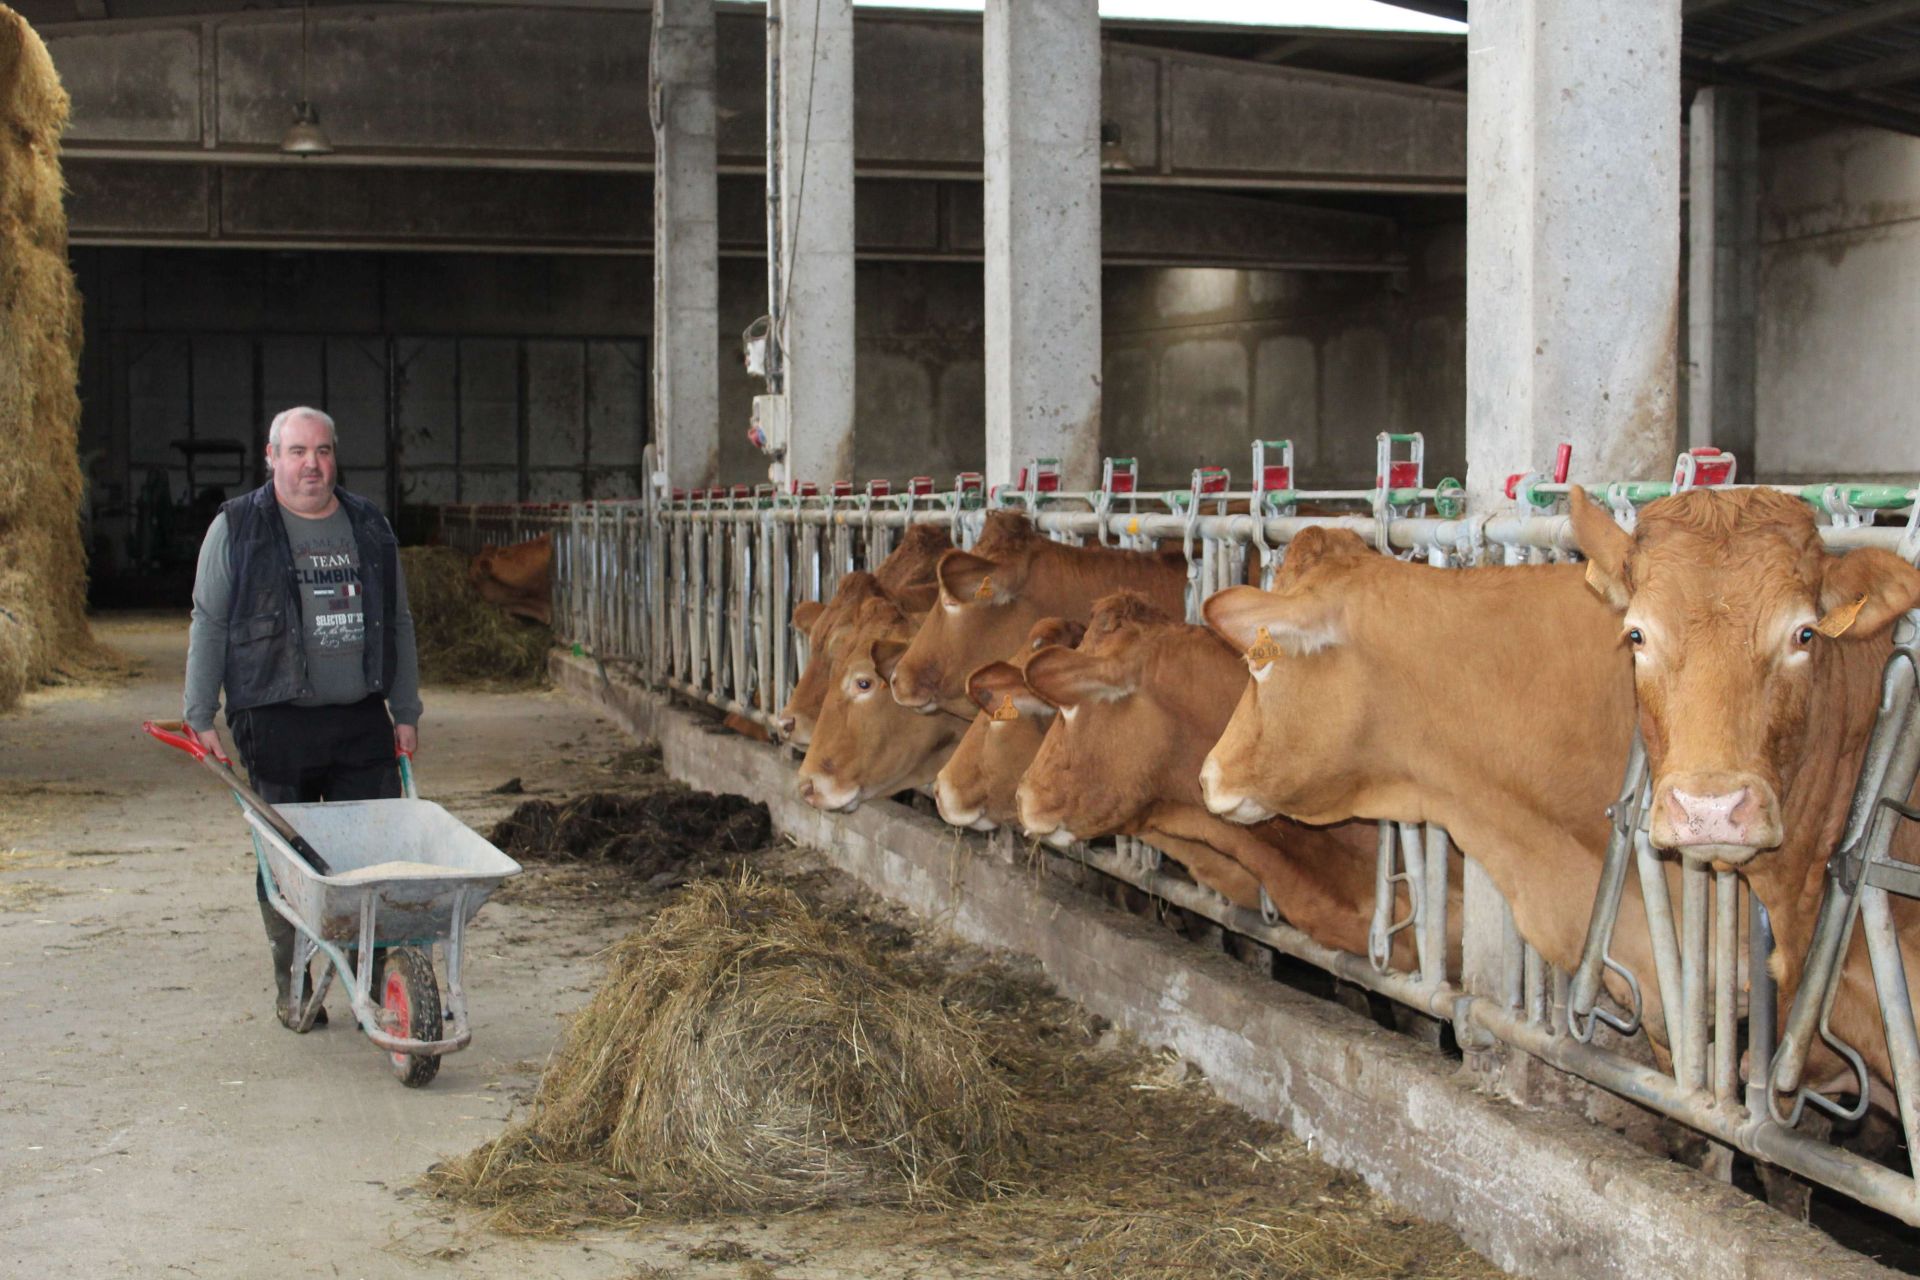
1815, 593, 1869, 639
989, 693, 1021, 722
974, 575, 996, 602
1246, 626, 1282, 669
1584, 560, 1610, 596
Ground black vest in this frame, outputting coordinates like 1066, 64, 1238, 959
220, 482, 399, 713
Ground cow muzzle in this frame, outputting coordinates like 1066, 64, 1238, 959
1650, 772, 1780, 862
798, 771, 860, 813
1200, 755, 1274, 825
934, 776, 996, 832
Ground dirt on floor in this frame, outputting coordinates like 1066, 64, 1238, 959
0, 614, 1500, 1279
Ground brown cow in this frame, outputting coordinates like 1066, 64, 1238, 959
1015, 591, 1441, 965
469, 534, 552, 625
932, 617, 1085, 831
795, 593, 964, 812
1198, 527, 1671, 1031
776, 524, 950, 746
890, 511, 1186, 718
1570, 486, 1920, 1101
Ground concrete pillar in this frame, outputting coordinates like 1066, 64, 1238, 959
1465, 0, 1681, 507
650, 0, 720, 490
1462, 1, 1679, 1029
1687, 87, 1759, 463
773, 0, 856, 484
982, 0, 1102, 491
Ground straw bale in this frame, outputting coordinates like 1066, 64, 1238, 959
400, 546, 551, 687
430, 874, 1022, 1228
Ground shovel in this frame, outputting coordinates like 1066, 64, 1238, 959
143, 720, 333, 876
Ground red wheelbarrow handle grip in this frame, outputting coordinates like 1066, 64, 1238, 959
143, 719, 232, 766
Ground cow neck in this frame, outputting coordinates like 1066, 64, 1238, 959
1744, 630, 1906, 982
1018, 541, 1187, 620
1139, 626, 1245, 745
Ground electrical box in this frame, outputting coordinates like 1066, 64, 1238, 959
749, 394, 789, 459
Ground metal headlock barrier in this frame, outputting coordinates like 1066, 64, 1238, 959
435, 436, 1920, 1229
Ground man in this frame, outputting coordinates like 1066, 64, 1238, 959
182, 406, 422, 1029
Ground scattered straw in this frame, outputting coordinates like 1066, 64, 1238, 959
429, 874, 1023, 1228
401, 546, 550, 688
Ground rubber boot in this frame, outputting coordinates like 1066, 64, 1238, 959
260, 902, 327, 1030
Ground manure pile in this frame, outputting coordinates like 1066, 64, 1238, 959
400, 546, 550, 688
431, 864, 1502, 1279
488, 789, 769, 877
0, 9, 110, 710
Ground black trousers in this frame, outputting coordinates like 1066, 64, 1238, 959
229, 695, 401, 901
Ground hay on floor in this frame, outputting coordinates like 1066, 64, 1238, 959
0, 8, 113, 711
429, 874, 1022, 1229
401, 546, 550, 687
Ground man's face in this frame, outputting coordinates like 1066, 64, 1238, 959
269, 414, 337, 512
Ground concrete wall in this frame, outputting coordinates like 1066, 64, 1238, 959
1103, 223, 1466, 489
78, 242, 1468, 570
1756, 124, 1920, 483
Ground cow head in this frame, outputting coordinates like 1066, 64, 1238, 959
1015, 594, 1208, 846
890, 543, 1039, 716
1198, 527, 1376, 826
796, 596, 963, 812
777, 572, 889, 746
1570, 486, 1920, 864
933, 618, 1082, 831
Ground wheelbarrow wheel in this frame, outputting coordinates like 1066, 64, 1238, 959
377, 947, 442, 1088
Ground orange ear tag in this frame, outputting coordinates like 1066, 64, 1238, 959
1583, 560, 1610, 596
989, 693, 1021, 722
974, 575, 996, 602
1246, 626, 1282, 669
1815, 593, 1869, 639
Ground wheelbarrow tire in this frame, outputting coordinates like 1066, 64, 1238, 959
377, 947, 443, 1088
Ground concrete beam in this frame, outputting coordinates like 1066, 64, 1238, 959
1465, 0, 1680, 504
983, 0, 1102, 492
772, 0, 857, 484
651, 0, 721, 491
43, 7, 1466, 193
1687, 87, 1759, 462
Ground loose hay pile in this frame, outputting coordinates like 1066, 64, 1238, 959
430, 875, 1022, 1225
0, 8, 112, 711
400, 546, 550, 687
488, 789, 770, 875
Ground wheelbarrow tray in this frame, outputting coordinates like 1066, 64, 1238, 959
243, 797, 520, 945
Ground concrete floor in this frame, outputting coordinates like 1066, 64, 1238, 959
0, 617, 1003, 1279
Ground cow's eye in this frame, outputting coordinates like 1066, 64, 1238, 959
855, 677, 874, 692
1626, 628, 1645, 647
1796, 626, 1817, 646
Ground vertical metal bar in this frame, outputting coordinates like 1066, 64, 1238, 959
1746, 900, 1777, 1116
1524, 945, 1546, 1027
1501, 898, 1525, 1013
1423, 825, 1450, 988
1859, 886, 1920, 1166
1370, 822, 1394, 965
1397, 822, 1427, 974
1636, 834, 1689, 1084
1714, 869, 1739, 1106
1681, 858, 1710, 1095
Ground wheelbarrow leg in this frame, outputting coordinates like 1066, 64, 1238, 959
260, 902, 327, 1031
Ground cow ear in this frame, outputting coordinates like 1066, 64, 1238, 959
967, 661, 1050, 719
1023, 646, 1134, 709
937, 550, 1021, 605
1816, 548, 1920, 640
792, 600, 826, 633
1202, 585, 1344, 659
1026, 617, 1085, 651
871, 637, 912, 681
1568, 487, 1634, 609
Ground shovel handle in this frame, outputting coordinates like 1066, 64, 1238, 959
143, 719, 332, 876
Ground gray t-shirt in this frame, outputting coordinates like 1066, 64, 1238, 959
184, 503, 423, 731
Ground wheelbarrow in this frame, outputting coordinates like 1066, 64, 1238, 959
143, 720, 521, 1087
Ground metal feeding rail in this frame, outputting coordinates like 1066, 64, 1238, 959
439, 436, 1920, 1227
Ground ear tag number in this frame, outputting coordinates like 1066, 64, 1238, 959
974, 575, 996, 602
1246, 626, 1281, 669
989, 694, 1021, 722
1816, 593, 1869, 639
